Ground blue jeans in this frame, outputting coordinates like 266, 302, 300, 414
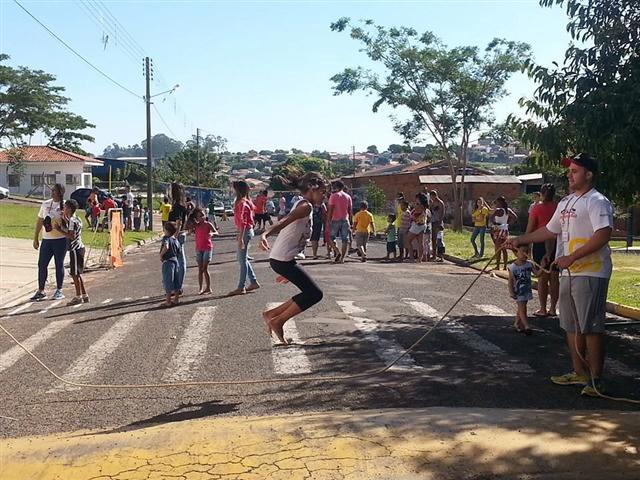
470, 227, 486, 257
162, 259, 180, 294
38, 238, 67, 290
176, 232, 187, 290
237, 229, 257, 289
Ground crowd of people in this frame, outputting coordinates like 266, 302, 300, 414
28, 153, 615, 397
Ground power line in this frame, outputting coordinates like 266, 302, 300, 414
13, 0, 142, 99
75, 0, 143, 64
93, 0, 147, 57
152, 103, 178, 139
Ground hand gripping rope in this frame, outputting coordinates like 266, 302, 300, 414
0, 248, 638, 405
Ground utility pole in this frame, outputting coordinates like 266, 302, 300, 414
144, 57, 153, 231
352, 145, 356, 189
196, 127, 201, 206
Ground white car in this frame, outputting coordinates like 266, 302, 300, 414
0, 186, 9, 200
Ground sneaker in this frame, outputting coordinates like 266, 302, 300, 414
53, 289, 65, 300
295, 252, 305, 260
581, 380, 605, 397
30, 291, 47, 301
66, 297, 83, 306
550, 372, 589, 386
82, 295, 90, 303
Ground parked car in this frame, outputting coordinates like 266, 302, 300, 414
70, 188, 122, 209
0, 186, 9, 200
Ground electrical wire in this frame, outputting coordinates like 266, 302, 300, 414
152, 103, 178, 139
13, 0, 142, 100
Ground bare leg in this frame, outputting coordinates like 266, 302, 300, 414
340, 240, 348, 263
585, 333, 605, 378
269, 301, 303, 344
549, 271, 559, 315
262, 299, 295, 338
202, 262, 211, 293
197, 262, 204, 292
72, 275, 81, 297
566, 331, 589, 377
416, 234, 424, 263
518, 301, 530, 330
77, 275, 87, 296
311, 240, 319, 258
536, 272, 549, 314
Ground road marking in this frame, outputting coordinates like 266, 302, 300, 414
404, 300, 534, 374
266, 303, 311, 375
475, 304, 510, 316
605, 358, 640, 379
47, 312, 147, 392
162, 306, 217, 382
123, 297, 132, 302
39, 300, 62, 315
7, 303, 33, 316
101, 299, 112, 305
0, 319, 74, 373
140, 295, 150, 300
71, 303, 84, 309
337, 301, 421, 372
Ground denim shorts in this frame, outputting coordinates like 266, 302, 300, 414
195, 249, 212, 264
162, 259, 180, 294
330, 219, 350, 242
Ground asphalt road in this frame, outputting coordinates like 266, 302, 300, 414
1, 224, 639, 438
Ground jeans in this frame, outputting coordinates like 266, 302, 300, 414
237, 229, 257, 289
162, 259, 180, 294
470, 226, 486, 256
176, 232, 187, 290
38, 238, 67, 290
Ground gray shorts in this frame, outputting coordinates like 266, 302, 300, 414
559, 276, 609, 334
355, 232, 369, 248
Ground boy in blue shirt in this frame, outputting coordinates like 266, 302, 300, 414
159, 221, 182, 307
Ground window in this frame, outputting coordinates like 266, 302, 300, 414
66, 174, 79, 185
7, 174, 20, 187
31, 174, 57, 186
83, 166, 93, 173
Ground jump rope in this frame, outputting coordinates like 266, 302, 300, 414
0, 246, 638, 405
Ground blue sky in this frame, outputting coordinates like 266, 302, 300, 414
1, 1, 571, 155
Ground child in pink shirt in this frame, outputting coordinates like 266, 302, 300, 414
189, 207, 218, 294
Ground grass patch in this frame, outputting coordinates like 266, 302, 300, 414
443, 227, 640, 308
0, 203, 157, 248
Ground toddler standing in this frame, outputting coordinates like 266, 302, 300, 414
507, 245, 535, 335
385, 214, 397, 260
159, 221, 182, 307
190, 207, 218, 294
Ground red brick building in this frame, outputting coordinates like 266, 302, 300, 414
341, 161, 522, 221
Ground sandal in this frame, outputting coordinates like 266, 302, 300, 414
533, 310, 549, 317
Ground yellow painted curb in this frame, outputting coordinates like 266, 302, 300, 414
2, 408, 640, 480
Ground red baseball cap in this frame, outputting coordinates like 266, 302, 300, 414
561, 153, 598, 173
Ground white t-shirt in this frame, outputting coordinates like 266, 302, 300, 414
38, 199, 66, 240
269, 200, 312, 262
546, 188, 613, 278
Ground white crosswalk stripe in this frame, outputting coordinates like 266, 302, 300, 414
337, 301, 421, 372
39, 300, 62, 315
404, 300, 534, 374
475, 304, 510, 316
101, 299, 112, 305
266, 303, 311, 375
0, 319, 75, 373
47, 312, 148, 392
162, 306, 217, 382
7, 303, 33, 316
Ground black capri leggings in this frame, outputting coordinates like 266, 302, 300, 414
269, 259, 323, 312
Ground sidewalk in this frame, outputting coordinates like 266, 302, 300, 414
2, 407, 639, 479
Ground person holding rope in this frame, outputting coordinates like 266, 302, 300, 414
259, 172, 326, 344
506, 153, 613, 397
168, 183, 189, 293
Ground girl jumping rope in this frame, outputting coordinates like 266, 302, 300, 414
259, 172, 326, 344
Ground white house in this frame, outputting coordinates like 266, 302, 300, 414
0, 146, 103, 199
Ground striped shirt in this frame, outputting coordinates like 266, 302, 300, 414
67, 216, 84, 251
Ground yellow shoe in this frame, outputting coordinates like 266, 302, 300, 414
581, 380, 605, 397
550, 372, 588, 386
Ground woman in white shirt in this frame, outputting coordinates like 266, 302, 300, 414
490, 196, 517, 270
259, 172, 327, 344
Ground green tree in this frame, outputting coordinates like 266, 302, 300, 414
366, 145, 378, 154
4, 147, 25, 184
365, 181, 386, 214
0, 54, 94, 153
330, 19, 531, 228
388, 144, 404, 154
512, 0, 640, 206
157, 146, 224, 188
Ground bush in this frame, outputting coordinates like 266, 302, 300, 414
511, 194, 534, 234
365, 181, 387, 214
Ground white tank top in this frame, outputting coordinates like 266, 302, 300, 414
269, 199, 312, 262
494, 210, 509, 230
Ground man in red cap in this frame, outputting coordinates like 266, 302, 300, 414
506, 153, 613, 397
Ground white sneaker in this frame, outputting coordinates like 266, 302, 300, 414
295, 252, 305, 260
53, 289, 65, 300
